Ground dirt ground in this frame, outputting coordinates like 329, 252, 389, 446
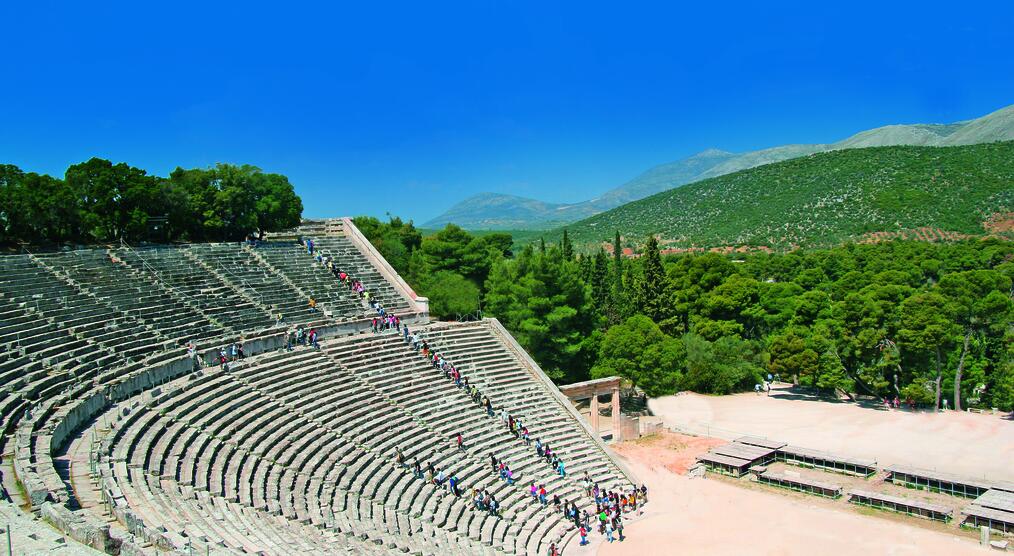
649, 385, 1014, 482
577, 433, 988, 556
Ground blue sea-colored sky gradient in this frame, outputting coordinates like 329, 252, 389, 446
2, 1, 1012, 223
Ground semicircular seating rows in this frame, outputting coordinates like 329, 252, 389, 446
0, 219, 634, 555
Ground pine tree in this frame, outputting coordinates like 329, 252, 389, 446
591, 249, 610, 311
607, 231, 625, 324
561, 229, 574, 260
634, 235, 670, 322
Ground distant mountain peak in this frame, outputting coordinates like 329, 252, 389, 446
692, 148, 734, 158
423, 103, 1014, 230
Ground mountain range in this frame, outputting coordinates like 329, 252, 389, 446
555, 141, 1014, 250
422, 104, 1014, 230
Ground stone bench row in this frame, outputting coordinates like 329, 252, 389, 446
324, 335, 620, 502
348, 325, 631, 490
114, 247, 277, 331
104, 353, 507, 551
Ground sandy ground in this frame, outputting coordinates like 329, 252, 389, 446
649, 385, 1014, 482
572, 433, 988, 556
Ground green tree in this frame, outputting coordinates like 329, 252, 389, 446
561, 228, 574, 260
591, 316, 685, 396
682, 334, 765, 394
67, 157, 166, 242
589, 249, 611, 312
898, 293, 959, 411
630, 235, 676, 330
938, 270, 1013, 409
485, 244, 598, 383
420, 270, 481, 318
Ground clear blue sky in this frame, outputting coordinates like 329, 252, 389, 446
2, 1, 1012, 224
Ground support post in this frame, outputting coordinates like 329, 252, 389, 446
589, 395, 600, 434
612, 385, 621, 441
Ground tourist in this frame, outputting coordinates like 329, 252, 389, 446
187, 342, 200, 369
579, 526, 588, 546
456, 432, 465, 451
308, 297, 317, 312
606, 520, 615, 543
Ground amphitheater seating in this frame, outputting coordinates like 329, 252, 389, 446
185, 243, 321, 325
311, 236, 412, 312
0, 218, 634, 555
114, 245, 275, 331
246, 242, 365, 317
91, 322, 631, 555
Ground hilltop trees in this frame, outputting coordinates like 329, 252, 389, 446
168, 163, 302, 240
0, 159, 302, 245
555, 142, 1014, 250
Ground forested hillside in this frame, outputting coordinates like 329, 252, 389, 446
359, 217, 1014, 412
560, 142, 1014, 249
0, 158, 302, 245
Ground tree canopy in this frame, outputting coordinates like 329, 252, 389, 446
0, 159, 302, 245
361, 215, 1014, 411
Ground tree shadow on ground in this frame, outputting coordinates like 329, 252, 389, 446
768, 386, 895, 412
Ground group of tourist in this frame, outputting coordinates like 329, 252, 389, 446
575, 480, 647, 546
287, 326, 318, 350
490, 454, 516, 485
302, 237, 393, 318
185, 341, 246, 370
471, 487, 501, 517
394, 447, 466, 499
371, 313, 402, 333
